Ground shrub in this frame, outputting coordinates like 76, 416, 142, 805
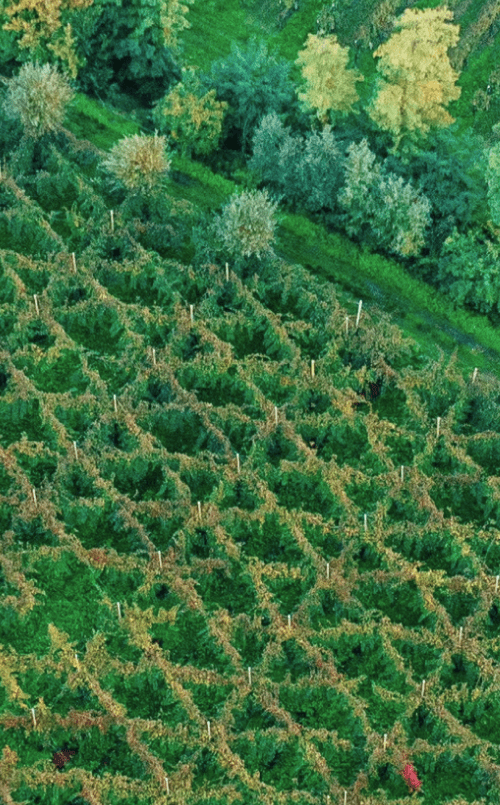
1, 60, 74, 139
212, 187, 283, 262
152, 67, 228, 158
99, 131, 172, 194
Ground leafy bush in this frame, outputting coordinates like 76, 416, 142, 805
99, 132, 172, 193
1, 60, 74, 139
152, 66, 228, 158
212, 187, 283, 262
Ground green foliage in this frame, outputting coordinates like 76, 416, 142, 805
337, 137, 432, 257
486, 141, 500, 227
196, 35, 297, 154
70, 0, 185, 105
435, 225, 500, 316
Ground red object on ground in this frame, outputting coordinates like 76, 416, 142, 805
400, 762, 423, 792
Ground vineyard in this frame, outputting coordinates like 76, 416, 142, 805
1, 111, 500, 805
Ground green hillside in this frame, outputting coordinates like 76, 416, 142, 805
1, 1, 500, 804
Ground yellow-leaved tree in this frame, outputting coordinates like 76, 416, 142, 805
2, 0, 94, 78
295, 33, 364, 126
366, 5, 462, 155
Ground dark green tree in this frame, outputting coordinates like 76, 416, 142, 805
196, 36, 298, 155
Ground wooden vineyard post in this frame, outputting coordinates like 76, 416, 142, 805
421, 679, 425, 698
31, 708, 36, 727
198, 501, 202, 522
113, 395, 118, 413
226, 262, 229, 281
496, 575, 499, 593
110, 210, 114, 234
74, 654, 79, 669
356, 300, 362, 329
152, 348, 156, 366
207, 720, 211, 739
383, 734, 387, 750
248, 667, 252, 686
345, 316, 349, 336
472, 367, 478, 383
288, 614, 291, 628
236, 453, 240, 474
117, 602, 121, 620
364, 513, 367, 532
311, 360, 315, 378
437, 417, 441, 438
458, 627, 463, 647
274, 406, 278, 425
344, 791, 347, 805
158, 551, 162, 569
165, 777, 170, 795
190, 304, 194, 323
72, 252, 77, 273
327, 562, 330, 579
73, 441, 78, 461
33, 295, 40, 316
32, 488, 37, 509
401, 465, 404, 482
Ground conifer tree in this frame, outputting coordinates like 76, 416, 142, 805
294, 33, 364, 126
366, 5, 461, 155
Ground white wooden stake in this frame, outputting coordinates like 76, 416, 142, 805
158, 550, 162, 569
248, 667, 252, 686
496, 575, 499, 593
33, 294, 40, 315
459, 626, 463, 646
345, 316, 349, 336
288, 614, 291, 628
207, 720, 211, 739
356, 300, 362, 329
74, 654, 79, 668
72, 252, 77, 272
364, 513, 367, 532
472, 367, 478, 383
236, 453, 240, 474
400, 465, 404, 482
152, 348, 156, 366
117, 602, 121, 619
344, 791, 347, 805
226, 263, 229, 281
73, 441, 78, 460
274, 406, 278, 425
165, 777, 170, 795
110, 209, 114, 233
311, 359, 315, 378
31, 708, 36, 727
113, 394, 118, 413
190, 304, 194, 323
198, 501, 202, 521
437, 417, 440, 438
32, 488, 37, 508
421, 679, 425, 697
383, 733, 387, 750
327, 562, 330, 579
